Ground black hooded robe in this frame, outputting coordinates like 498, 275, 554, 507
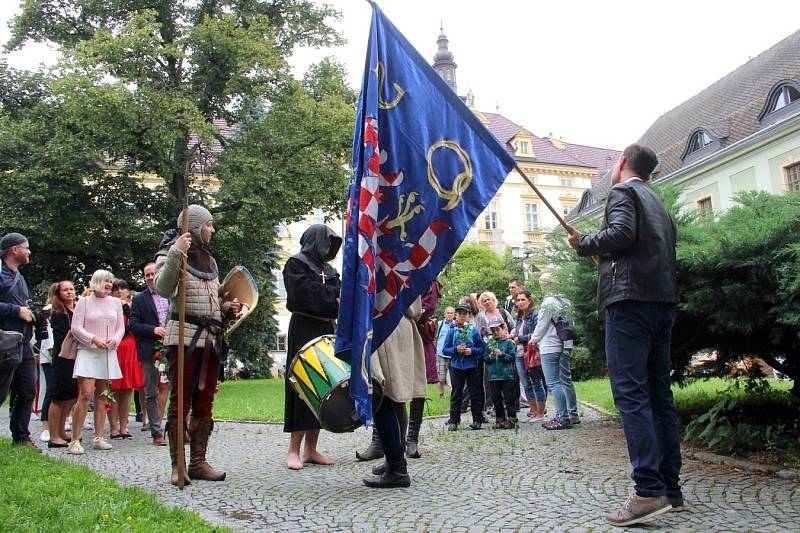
282, 225, 342, 433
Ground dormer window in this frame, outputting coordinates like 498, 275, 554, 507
516, 140, 530, 155
681, 128, 719, 164
759, 80, 800, 124
768, 84, 799, 112
688, 130, 712, 154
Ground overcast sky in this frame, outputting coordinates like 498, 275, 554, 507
3, 1, 800, 149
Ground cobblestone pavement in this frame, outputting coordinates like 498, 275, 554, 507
4, 403, 799, 532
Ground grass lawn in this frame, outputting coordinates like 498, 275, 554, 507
215, 376, 793, 423
0, 440, 225, 532
214, 379, 451, 422
574, 377, 794, 414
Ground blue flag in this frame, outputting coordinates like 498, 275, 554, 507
335, 4, 516, 426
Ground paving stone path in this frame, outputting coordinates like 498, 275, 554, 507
5, 403, 799, 532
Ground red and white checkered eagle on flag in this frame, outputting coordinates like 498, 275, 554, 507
336, 4, 516, 426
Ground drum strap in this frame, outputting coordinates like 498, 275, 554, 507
293, 311, 336, 325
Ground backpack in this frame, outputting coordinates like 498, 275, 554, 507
551, 315, 574, 342
550, 296, 574, 342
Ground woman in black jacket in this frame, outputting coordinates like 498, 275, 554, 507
46, 280, 77, 448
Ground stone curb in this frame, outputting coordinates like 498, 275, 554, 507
576, 400, 800, 480
577, 399, 618, 419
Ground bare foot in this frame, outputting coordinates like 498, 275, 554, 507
303, 450, 335, 465
286, 452, 304, 470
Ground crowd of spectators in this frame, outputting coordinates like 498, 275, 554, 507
435, 277, 580, 432
0, 235, 170, 455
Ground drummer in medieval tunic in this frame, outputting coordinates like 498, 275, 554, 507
282, 224, 342, 470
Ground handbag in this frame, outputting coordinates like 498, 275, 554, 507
523, 341, 541, 370
0, 330, 24, 366
417, 317, 438, 344
58, 331, 79, 360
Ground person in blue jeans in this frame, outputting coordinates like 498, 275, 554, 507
568, 144, 681, 527
509, 291, 546, 422
443, 303, 485, 431
531, 273, 578, 430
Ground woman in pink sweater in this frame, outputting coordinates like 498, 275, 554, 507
68, 269, 125, 455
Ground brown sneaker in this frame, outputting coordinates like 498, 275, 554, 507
606, 493, 672, 527
153, 434, 167, 446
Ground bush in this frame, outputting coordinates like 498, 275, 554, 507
570, 345, 605, 381
557, 189, 800, 394
682, 379, 799, 456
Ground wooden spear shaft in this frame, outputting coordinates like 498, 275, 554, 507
176, 200, 189, 489
513, 164, 598, 268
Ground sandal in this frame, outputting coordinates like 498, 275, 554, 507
120, 433, 133, 439
542, 418, 572, 430
110, 433, 123, 439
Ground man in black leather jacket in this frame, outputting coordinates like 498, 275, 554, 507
567, 144, 681, 527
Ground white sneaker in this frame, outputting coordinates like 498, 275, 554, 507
93, 436, 112, 450
39, 430, 51, 443
68, 440, 85, 455
527, 415, 546, 423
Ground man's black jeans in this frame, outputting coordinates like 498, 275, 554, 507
605, 300, 681, 498
0, 349, 36, 443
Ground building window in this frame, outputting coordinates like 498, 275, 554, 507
768, 83, 800, 113
484, 201, 498, 230
697, 196, 713, 215
562, 204, 575, 217
687, 130, 712, 155
312, 208, 325, 225
524, 203, 538, 231
516, 140, 529, 154
273, 269, 287, 298
786, 162, 800, 192
560, 177, 575, 187
274, 334, 287, 352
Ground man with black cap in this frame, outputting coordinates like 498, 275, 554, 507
154, 205, 240, 485
0, 232, 39, 450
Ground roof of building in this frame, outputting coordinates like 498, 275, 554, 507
480, 111, 621, 172
571, 29, 800, 219
639, 29, 800, 178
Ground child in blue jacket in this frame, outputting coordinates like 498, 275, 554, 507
443, 303, 485, 430
483, 317, 517, 429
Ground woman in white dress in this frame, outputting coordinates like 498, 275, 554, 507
68, 270, 124, 455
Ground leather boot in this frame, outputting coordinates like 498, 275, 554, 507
363, 460, 411, 488
393, 401, 408, 451
356, 429, 383, 461
406, 398, 424, 459
187, 417, 226, 481
166, 419, 190, 487
372, 462, 387, 475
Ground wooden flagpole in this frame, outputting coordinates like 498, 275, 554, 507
175, 196, 189, 488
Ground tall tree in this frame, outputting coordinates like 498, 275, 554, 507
212, 57, 356, 376
6, 0, 342, 209
4, 2, 353, 375
0, 61, 173, 290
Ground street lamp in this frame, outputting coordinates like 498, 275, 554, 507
520, 241, 540, 280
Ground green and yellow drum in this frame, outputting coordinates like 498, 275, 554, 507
288, 335, 368, 433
